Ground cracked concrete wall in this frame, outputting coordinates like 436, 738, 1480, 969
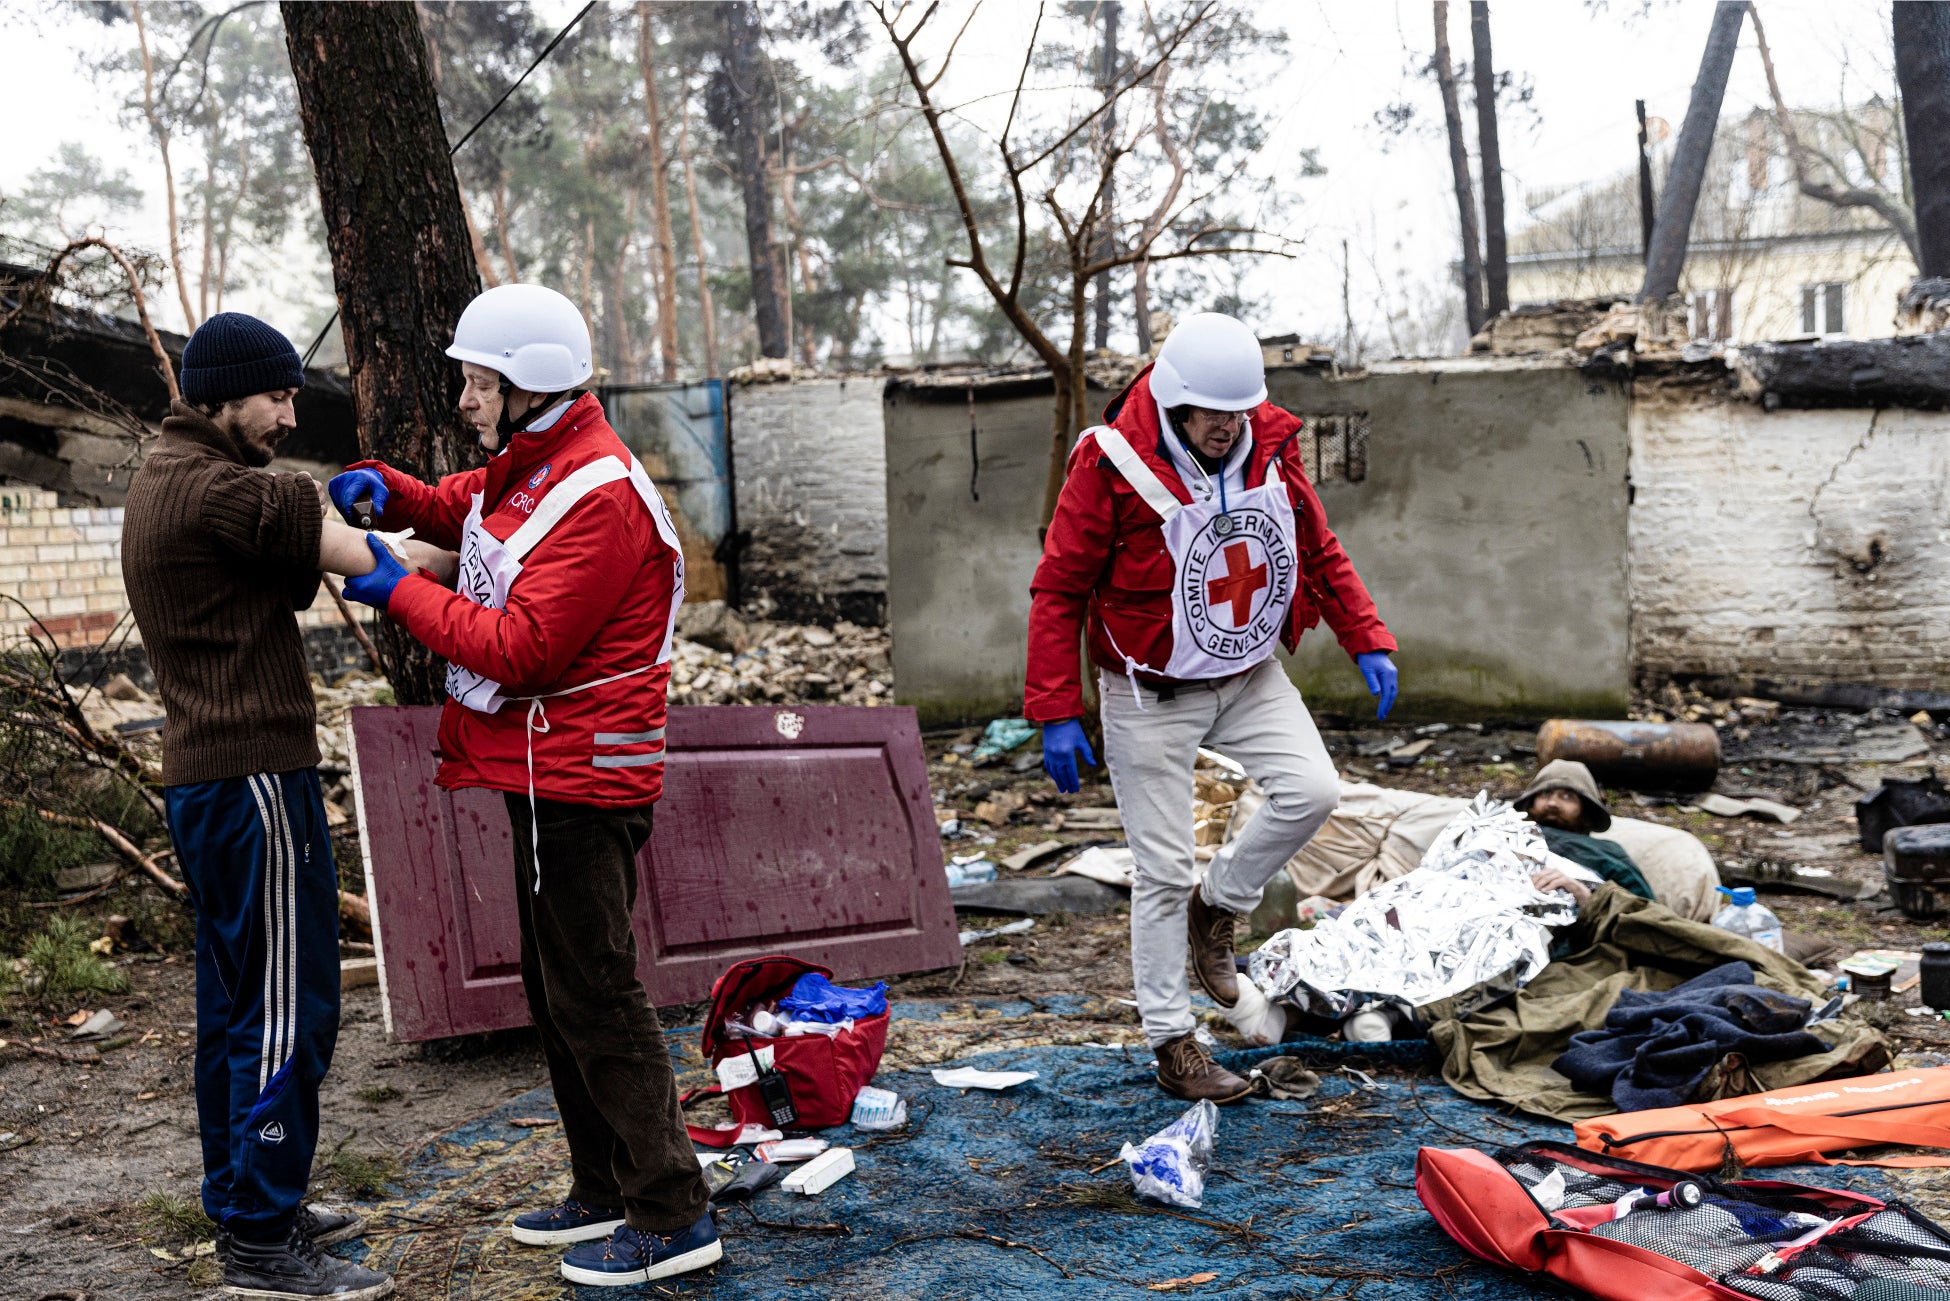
1630, 388, 1950, 685
732, 378, 889, 625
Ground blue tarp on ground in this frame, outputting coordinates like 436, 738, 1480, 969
351, 1003, 1910, 1299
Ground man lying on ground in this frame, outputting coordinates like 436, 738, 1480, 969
1514, 759, 1654, 909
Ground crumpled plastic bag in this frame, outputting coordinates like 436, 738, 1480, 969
778, 973, 889, 1023
970, 717, 1037, 763
1248, 793, 1577, 1018
1121, 1099, 1218, 1208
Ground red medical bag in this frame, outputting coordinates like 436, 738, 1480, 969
1418, 1139, 1950, 1299
698, 955, 888, 1130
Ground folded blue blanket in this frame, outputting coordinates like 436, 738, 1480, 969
1552, 961, 1824, 1112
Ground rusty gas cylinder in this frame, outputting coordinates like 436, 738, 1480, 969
1534, 720, 1722, 792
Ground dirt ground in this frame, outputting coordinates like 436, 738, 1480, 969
8, 699, 1950, 1297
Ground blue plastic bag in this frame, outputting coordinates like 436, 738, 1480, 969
779, 973, 889, 1023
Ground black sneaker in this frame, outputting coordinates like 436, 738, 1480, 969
222, 1226, 393, 1299
295, 1204, 367, 1247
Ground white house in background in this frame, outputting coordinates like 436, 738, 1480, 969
1506, 106, 1916, 343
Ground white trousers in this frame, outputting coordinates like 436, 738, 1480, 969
1101, 659, 1340, 1047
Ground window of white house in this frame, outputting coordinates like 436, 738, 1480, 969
1688, 288, 1735, 342
1800, 281, 1846, 335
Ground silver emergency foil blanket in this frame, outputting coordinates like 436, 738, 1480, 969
1247, 794, 1577, 1017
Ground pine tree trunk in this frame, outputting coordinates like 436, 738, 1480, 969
638, 2, 683, 381
1433, 2, 1486, 336
1640, 1, 1745, 302
680, 85, 721, 376
281, 0, 484, 706
1470, 2, 1508, 317
721, 1, 788, 358
1895, 0, 1950, 278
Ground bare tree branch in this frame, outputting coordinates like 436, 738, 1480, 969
1751, 4, 1918, 261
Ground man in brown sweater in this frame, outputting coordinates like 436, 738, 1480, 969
121, 312, 393, 1301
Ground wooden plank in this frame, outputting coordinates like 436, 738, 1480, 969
350, 704, 959, 1041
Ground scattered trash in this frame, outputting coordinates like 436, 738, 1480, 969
1342, 1066, 1385, 1092
1246, 1058, 1320, 1101
942, 859, 999, 888
958, 918, 1036, 945
686, 1121, 782, 1148
1386, 739, 1433, 767
969, 718, 1037, 764
1688, 793, 1800, 824
1536, 719, 1721, 792
1000, 840, 1067, 871
1849, 722, 1932, 765
52, 861, 118, 893
850, 1087, 908, 1130
1121, 1099, 1217, 1209
931, 1067, 1039, 1091
1710, 886, 1784, 954
970, 790, 1028, 825
1355, 735, 1406, 758
1056, 807, 1123, 832
1857, 775, 1950, 853
1883, 824, 1950, 918
755, 1138, 831, 1163
1147, 1273, 1219, 1292
704, 1153, 786, 1202
949, 875, 1125, 916
937, 817, 963, 839
1054, 845, 1135, 888
68, 1009, 122, 1040
782, 1146, 855, 1195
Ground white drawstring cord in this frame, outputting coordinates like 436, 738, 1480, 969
511, 663, 658, 893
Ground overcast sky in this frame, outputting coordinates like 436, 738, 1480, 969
0, 0, 1898, 358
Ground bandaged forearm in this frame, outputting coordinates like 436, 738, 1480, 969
318, 518, 459, 585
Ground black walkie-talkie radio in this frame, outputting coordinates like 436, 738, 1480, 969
742, 1034, 797, 1129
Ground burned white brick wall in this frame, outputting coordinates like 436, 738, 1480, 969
1630, 385, 1950, 685
732, 377, 889, 626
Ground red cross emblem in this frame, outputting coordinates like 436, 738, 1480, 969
1205, 541, 1269, 627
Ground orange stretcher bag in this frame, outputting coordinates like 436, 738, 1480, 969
1573, 1067, 1950, 1171
1416, 1140, 1947, 1300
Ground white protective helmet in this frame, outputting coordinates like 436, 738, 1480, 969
445, 283, 593, 393
1148, 312, 1267, 411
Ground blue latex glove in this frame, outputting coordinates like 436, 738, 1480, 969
1041, 718, 1098, 795
1357, 652, 1399, 721
342, 533, 408, 610
328, 468, 389, 525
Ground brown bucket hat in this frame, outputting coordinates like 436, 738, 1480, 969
1513, 758, 1612, 832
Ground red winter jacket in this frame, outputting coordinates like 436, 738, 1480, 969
352, 393, 681, 807
1023, 366, 1395, 723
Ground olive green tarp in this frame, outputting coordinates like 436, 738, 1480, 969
1426, 884, 1891, 1122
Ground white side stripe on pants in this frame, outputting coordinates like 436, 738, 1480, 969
244, 775, 300, 1091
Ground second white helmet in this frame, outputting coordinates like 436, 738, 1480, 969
445, 283, 593, 392
1149, 312, 1267, 411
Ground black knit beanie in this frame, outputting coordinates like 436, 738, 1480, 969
179, 312, 306, 407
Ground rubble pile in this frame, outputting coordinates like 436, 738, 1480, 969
668, 601, 890, 707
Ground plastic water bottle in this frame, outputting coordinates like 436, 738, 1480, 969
1713, 886, 1784, 954
943, 860, 998, 888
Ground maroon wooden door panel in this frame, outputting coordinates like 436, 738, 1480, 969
349, 704, 959, 1041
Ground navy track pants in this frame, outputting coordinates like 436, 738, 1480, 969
166, 768, 340, 1243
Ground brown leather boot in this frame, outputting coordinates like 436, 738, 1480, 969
1187, 889, 1240, 1008
1153, 1032, 1254, 1104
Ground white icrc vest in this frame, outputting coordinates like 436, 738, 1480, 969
1088, 424, 1298, 705
446, 453, 685, 712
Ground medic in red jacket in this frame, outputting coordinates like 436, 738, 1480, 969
332, 284, 720, 1283
1024, 363, 1397, 727
1025, 312, 1399, 1107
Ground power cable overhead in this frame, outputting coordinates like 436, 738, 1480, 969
301, 1, 599, 368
